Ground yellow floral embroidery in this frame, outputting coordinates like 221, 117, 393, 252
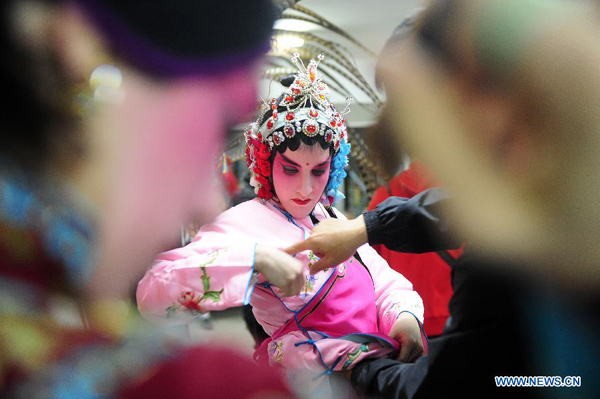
268, 340, 284, 363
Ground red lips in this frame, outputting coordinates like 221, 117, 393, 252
292, 198, 311, 205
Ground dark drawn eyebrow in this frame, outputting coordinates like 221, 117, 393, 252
315, 158, 331, 168
280, 154, 301, 167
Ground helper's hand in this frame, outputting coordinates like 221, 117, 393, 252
254, 245, 305, 297
390, 312, 425, 363
283, 215, 368, 275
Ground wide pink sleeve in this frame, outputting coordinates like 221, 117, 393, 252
137, 220, 258, 326
357, 243, 424, 336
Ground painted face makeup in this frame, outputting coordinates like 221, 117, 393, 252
272, 144, 331, 219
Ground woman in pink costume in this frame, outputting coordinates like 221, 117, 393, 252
137, 54, 425, 393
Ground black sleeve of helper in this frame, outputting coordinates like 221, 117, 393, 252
362, 188, 461, 254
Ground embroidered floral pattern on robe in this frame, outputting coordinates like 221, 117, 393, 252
268, 340, 284, 363
342, 344, 370, 371
166, 250, 226, 317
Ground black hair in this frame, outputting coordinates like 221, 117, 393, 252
375, 11, 421, 91
97, 0, 276, 60
0, 0, 81, 173
375, 2, 459, 91
416, 0, 460, 70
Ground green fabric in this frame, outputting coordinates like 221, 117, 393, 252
474, 0, 566, 77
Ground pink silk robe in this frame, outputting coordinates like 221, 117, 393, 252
137, 198, 424, 373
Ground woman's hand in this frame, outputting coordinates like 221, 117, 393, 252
389, 312, 425, 363
284, 215, 368, 275
254, 245, 305, 297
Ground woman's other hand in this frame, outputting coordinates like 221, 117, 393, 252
255, 245, 305, 297
390, 312, 425, 363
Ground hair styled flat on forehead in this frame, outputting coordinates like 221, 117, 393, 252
295, 140, 330, 154
269, 138, 334, 165
280, 152, 330, 168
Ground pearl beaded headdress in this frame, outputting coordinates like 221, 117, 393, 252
244, 53, 352, 202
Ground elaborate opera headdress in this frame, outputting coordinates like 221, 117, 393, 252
244, 53, 351, 204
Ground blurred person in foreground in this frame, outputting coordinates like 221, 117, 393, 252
0, 0, 292, 397
285, 0, 600, 397
366, 13, 462, 339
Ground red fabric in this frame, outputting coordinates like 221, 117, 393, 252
368, 162, 463, 337
119, 345, 294, 399
223, 172, 240, 197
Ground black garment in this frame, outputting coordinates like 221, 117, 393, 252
74, 0, 276, 78
363, 188, 460, 254
242, 304, 269, 349
352, 256, 534, 398
352, 189, 597, 398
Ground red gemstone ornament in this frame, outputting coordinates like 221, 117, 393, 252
291, 87, 300, 95
258, 133, 263, 141
286, 112, 295, 121
330, 119, 337, 127
284, 125, 295, 138
273, 132, 284, 146
272, 111, 278, 119
309, 109, 318, 118
267, 119, 274, 130
302, 119, 319, 137
285, 95, 294, 103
